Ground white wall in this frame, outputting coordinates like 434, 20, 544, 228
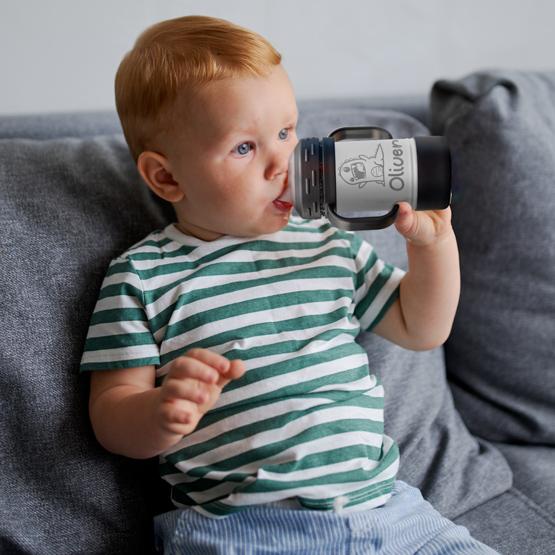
1, 0, 554, 115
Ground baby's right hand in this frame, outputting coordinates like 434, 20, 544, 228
156, 348, 245, 437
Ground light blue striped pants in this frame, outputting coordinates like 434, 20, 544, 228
153, 481, 499, 554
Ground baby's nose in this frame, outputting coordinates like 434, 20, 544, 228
265, 159, 288, 181
265, 143, 297, 181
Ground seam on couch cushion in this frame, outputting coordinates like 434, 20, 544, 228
509, 487, 555, 528
458, 487, 555, 529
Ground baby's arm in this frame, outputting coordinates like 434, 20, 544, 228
88, 348, 245, 459
373, 202, 460, 351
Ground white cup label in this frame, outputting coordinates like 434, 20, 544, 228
335, 138, 418, 214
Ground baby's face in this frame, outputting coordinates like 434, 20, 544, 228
164, 64, 299, 240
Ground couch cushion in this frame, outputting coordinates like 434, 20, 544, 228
430, 71, 555, 444
454, 487, 555, 554
0, 106, 510, 553
0, 135, 173, 554
494, 443, 555, 517
0, 110, 122, 140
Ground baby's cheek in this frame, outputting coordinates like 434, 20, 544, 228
222, 189, 253, 211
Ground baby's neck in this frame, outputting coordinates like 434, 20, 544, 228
175, 221, 223, 242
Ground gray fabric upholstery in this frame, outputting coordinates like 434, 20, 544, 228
0, 86, 553, 553
0, 110, 123, 140
454, 486, 555, 553
430, 71, 555, 444
494, 444, 555, 517
0, 97, 430, 142
298, 96, 432, 129
0, 136, 173, 554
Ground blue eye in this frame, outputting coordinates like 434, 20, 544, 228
234, 142, 253, 156
279, 128, 289, 140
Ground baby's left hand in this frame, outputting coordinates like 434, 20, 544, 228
394, 202, 453, 247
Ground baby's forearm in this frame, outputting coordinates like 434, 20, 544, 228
399, 229, 460, 349
88, 352, 244, 460
90, 386, 183, 460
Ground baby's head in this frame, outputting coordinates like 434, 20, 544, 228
115, 15, 298, 240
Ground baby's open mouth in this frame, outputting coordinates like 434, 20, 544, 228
273, 198, 293, 211
273, 179, 293, 211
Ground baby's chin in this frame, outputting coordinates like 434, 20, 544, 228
232, 213, 292, 238
259, 211, 292, 235
198, 206, 292, 239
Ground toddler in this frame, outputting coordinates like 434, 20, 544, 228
81, 15, 498, 554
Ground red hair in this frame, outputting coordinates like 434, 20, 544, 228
115, 15, 282, 160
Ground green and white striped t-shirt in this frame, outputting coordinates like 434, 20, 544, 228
80, 216, 405, 518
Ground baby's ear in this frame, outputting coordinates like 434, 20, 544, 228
136, 151, 184, 202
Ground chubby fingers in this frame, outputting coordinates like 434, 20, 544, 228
167, 350, 229, 385
394, 202, 454, 246
161, 349, 243, 400
228, 359, 246, 380
217, 359, 247, 387
159, 358, 220, 430
161, 373, 213, 405
159, 355, 245, 431
394, 202, 418, 239
185, 348, 231, 375
182, 349, 246, 386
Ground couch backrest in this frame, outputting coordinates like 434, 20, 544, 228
0, 97, 511, 554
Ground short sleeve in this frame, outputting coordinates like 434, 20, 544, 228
349, 233, 406, 332
79, 256, 160, 372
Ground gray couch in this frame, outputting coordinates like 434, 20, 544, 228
1, 69, 554, 554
